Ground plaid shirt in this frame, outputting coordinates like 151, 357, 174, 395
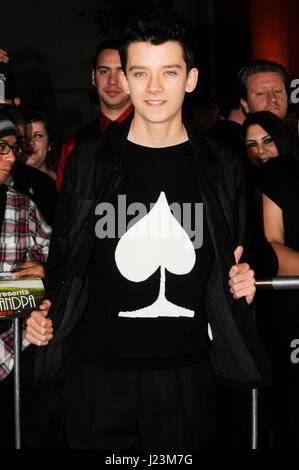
0, 188, 51, 271
0, 188, 51, 380
0, 326, 30, 380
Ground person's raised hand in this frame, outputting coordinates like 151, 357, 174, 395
0, 49, 9, 63
25, 299, 53, 346
228, 245, 256, 305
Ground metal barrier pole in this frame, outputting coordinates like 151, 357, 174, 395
251, 388, 258, 449
13, 317, 21, 449
252, 276, 299, 450
256, 276, 299, 290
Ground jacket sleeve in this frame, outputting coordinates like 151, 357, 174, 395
56, 135, 76, 193
46, 148, 79, 300
232, 155, 254, 266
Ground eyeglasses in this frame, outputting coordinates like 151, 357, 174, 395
0, 142, 23, 157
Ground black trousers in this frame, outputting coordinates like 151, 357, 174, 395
0, 345, 66, 450
0, 375, 14, 449
21, 381, 67, 449
270, 322, 299, 448
64, 360, 215, 449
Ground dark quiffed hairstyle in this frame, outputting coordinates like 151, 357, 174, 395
119, 14, 195, 73
238, 59, 290, 100
242, 111, 293, 157
92, 38, 121, 70
23, 109, 61, 172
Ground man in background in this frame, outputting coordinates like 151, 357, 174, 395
56, 38, 133, 190
238, 59, 289, 120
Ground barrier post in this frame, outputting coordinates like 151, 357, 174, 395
252, 276, 299, 449
251, 388, 258, 449
13, 317, 21, 449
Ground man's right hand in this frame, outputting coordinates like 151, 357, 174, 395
25, 299, 53, 346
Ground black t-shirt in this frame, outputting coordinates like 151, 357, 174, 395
257, 157, 299, 251
73, 140, 215, 368
257, 156, 299, 325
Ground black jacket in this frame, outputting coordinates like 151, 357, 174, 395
33, 114, 272, 388
74, 117, 100, 146
12, 163, 58, 226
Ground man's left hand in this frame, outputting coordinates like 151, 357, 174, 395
228, 245, 256, 305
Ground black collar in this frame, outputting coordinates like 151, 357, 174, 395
100, 111, 216, 173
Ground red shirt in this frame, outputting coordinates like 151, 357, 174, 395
56, 105, 134, 191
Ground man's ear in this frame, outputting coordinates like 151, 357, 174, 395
240, 98, 249, 114
91, 69, 96, 87
186, 68, 199, 93
119, 70, 130, 95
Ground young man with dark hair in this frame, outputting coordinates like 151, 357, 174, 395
56, 38, 133, 191
238, 59, 290, 120
26, 15, 271, 449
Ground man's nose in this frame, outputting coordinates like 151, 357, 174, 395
5, 147, 16, 163
108, 70, 119, 85
267, 91, 277, 103
147, 74, 163, 94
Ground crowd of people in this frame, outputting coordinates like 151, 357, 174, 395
0, 14, 299, 450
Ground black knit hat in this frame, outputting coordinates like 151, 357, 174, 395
0, 110, 16, 140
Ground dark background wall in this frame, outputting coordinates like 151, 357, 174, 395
1, 0, 298, 138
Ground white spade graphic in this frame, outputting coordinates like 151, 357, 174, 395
115, 191, 196, 318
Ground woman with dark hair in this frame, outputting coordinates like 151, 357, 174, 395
240, 111, 292, 278
243, 111, 299, 448
242, 111, 293, 168
246, 112, 299, 277
24, 109, 60, 181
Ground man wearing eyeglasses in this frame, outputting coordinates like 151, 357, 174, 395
0, 110, 51, 448
0, 112, 51, 274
